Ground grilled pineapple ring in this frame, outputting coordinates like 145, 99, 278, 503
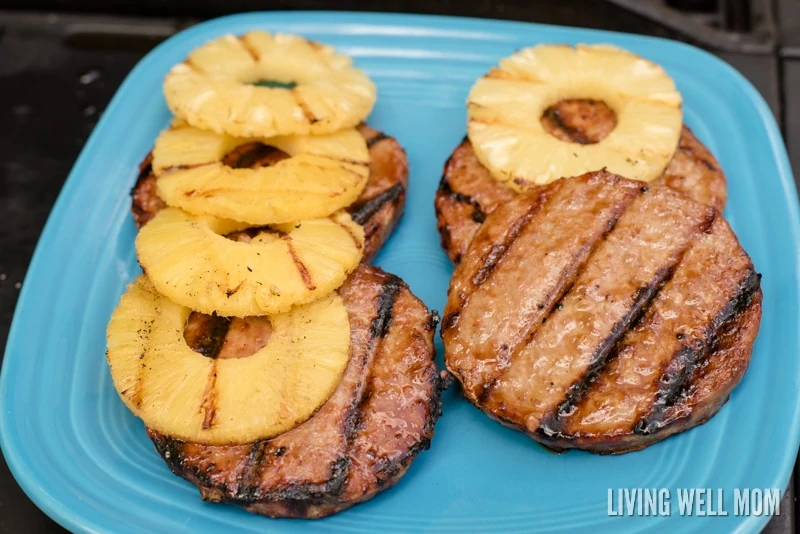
107, 276, 350, 445
163, 32, 376, 138
152, 123, 369, 224
467, 44, 682, 190
136, 207, 364, 317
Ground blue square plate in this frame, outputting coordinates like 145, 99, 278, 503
2, 11, 799, 534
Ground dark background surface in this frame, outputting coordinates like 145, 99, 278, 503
0, 1, 797, 532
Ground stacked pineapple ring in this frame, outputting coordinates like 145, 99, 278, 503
107, 31, 379, 445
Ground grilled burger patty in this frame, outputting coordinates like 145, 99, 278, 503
132, 124, 408, 262
149, 264, 444, 517
435, 99, 727, 264
442, 171, 761, 454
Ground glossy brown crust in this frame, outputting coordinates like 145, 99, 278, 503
435, 107, 727, 264
148, 264, 443, 517
350, 124, 409, 262
131, 125, 408, 263
442, 171, 761, 454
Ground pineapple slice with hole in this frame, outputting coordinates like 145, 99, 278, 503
163, 31, 376, 138
106, 275, 350, 445
467, 44, 682, 191
135, 207, 364, 317
152, 121, 369, 225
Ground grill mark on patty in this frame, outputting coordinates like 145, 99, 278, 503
541, 209, 718, 433
539, 265, 680, 437
467, 186, 643, 404
369, 275, 403, 339
234, 441, 270, 500
634, 269, 761, 435
437, 175, 487, 224
282, 235, 316, 290
185, 312, 232, 358
200, 360, 219, 430
262, 457, 350, 505
478, 199, 658, 406
462, 178, 719, 431
366, 132, 389, 148
341, 287, 440, 500
349, 183, 404, 226
145, 267, 440, 515
246, 273, 405, 502
469, 190, 551, 288
542, 106, 593, 145
352, 277, 403, 421
336, 275, 405, 499
222, 143, 290, 169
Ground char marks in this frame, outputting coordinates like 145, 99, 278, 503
435, 125, 728, 264
469, 192, 547, 287
366, 132, 389, 148
635, 268, 761, 435
293, 89, 319, 124
443, 173, 641, 402
335, 219, 365, 250
223, 143, 290, 169
184, 312, 232, 358
443, 172, 758, 453
240, 35, 262, 62
541, 106, 593, 145
282, 235, 316, 290
483, 181, 710, 430
438, 175, 486, 221
349, 183, 404, 226
200, 361, 219, 430
145, 265, 441, 516
369, 275, 403, 339
554, 212, 757, 448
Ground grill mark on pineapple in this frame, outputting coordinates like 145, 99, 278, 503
182, 56, 202, 73
292, 89, 319, 124
239, 36, 262, 62
125, 316, 156, 407
282, 235, 317, 290
334, 219, 364, 251
334, 157, 369, 168
200, 360, 219, 430
225, 282, 244, 297
121, 380, 144, 408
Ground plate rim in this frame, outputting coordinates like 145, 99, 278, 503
2, 10, 799, 534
